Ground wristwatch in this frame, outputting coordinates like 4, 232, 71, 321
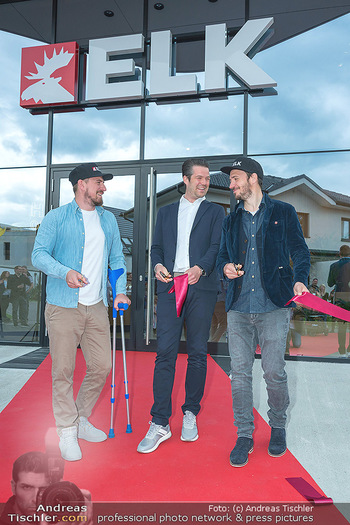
196, 265, 206, 276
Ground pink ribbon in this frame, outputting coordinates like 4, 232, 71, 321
286, 291, 350, 322
168, 274, 189, 317
286, 477, 333, 505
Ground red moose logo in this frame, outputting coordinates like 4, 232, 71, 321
20, 42, 79, 108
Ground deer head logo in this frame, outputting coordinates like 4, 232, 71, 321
20, 43, 78, 106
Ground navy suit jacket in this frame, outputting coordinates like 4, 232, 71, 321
216, 194, 310, 311
151, 199, 225, 294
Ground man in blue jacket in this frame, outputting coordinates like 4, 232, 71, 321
32, 163, 130, 462
328, 244, 350, 356
217, 157, 310, 467
137, 158, 225, 453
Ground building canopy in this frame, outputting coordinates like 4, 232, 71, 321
1, 0, 350, 72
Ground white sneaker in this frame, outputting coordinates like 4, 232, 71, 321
59, 426, 82, 461
181, 410, 198, 442
78, 417, 107, 442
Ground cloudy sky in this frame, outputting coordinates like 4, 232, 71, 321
1, 13, 350, 227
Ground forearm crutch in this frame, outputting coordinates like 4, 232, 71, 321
107, 268, 124, 439
118, 302, 132, 433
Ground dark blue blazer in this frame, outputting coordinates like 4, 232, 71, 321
328, 257, 350, 293
151, 199, 225, 294
216, 194, 311, 310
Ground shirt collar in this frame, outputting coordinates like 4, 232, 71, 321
180, 195, 206, 206
71, 198, 104, 215
237, 193, 266, 213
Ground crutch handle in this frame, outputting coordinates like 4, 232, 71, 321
117, 303, 129, 315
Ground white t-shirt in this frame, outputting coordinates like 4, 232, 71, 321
79, 209, 105, 306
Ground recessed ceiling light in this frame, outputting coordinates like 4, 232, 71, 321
154, 3, 164, 10
208, 0, 218, 3
104, 10, 114, 17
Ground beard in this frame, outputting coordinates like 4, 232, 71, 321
234, 183, 252, 201
84, 189, 103, 207
91, 195, 103, 206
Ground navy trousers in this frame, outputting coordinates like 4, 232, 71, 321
151, 285, 217, 426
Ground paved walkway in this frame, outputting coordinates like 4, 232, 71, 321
0, 346, 349, 511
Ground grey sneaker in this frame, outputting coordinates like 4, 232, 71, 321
137, 422, 171, 453
181, 410, 198, 442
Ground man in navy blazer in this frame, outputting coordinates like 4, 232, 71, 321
137, 158, 225, 453
217, 156, 310, 467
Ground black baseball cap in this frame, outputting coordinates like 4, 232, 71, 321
221, 156, 264, 181
68, 163, 113, 186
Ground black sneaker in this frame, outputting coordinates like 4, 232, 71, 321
268, 427, 287, 457
230, 437, 254, 467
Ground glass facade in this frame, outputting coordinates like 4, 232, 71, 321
0, 167, 46, 343
145, 95, 244, 159
1, 13, 350, 359
52, 107, 141, 164
249, 14, 350, 155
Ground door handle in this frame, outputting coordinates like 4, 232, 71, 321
146, 167, 156, 345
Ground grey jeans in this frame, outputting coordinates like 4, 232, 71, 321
227, 308, 291, 438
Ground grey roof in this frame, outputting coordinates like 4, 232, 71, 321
323, 189, 350, 206
209, 171, 350, 208
209, 172, 230, 189
104, 207, 133, 238
121, 171, 350, 216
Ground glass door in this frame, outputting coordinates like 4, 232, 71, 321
143, 166, 230, 356
48, 162, 230, 354
50, 164, 141, 348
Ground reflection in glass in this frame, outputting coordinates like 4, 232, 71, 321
249, 14, 350, 154
52, 107, 141, 164
0, 31, 48, 168
0, 168, 45, 343
59, 174, 135, 210
145, 96, 243, 159
248, 152, 350, 359
341, 219, 350, 242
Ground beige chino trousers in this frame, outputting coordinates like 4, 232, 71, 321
45, 301, 111, 432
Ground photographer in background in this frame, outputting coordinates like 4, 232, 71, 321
1, 450, 92, 525
1, 452, 50, 523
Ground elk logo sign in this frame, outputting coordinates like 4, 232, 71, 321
19, 18, 276, 111
20, 42, 79, 108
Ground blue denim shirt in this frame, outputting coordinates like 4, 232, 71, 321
32, 199, 126, 308
233, 195, 278, 313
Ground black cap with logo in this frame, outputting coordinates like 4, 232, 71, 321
221, 156, 264, 181
68, 163, 113, 186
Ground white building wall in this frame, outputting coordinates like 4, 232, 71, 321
270, 187, 350, 253
0, 229, 36, 271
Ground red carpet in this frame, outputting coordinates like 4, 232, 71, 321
0, 350, 346, 523
288, 332, 340, 358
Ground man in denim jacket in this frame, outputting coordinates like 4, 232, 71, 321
32, 163, 130, 461
217, 157, 310, 467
